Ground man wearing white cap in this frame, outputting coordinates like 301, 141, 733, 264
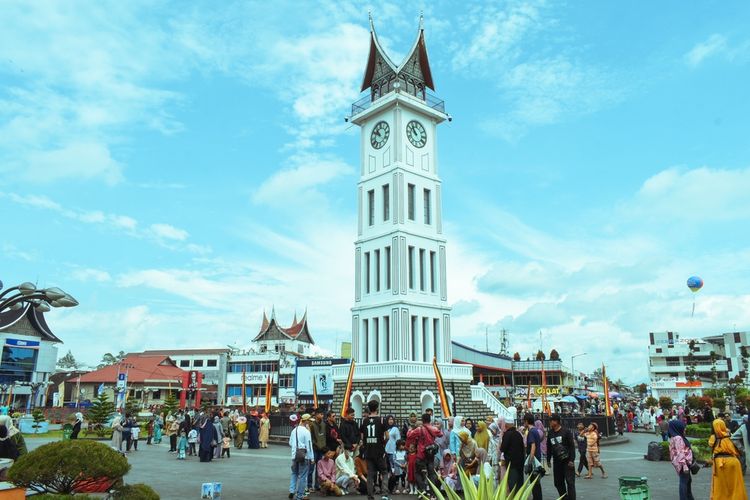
289, 414, 314, 500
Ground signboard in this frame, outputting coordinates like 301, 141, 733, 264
513, 386, 562, 398
240, 372, 278, 385
295, 358, 349, 396
116, 372, 127, 391
5, 338, 40, 348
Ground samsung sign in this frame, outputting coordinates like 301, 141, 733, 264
5, 338, 40, 348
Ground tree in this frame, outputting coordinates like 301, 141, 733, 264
658, 396, 673, 410
56, 350, 79, 370
513, 352, 521, 361
635, 383, 648, 395
97, 351, 126, 370
645, 396, 658, 407
591, 367, 604, 381
162, 391, 179, 416
124, 396, 141, 418
709, 352, 718, 386
535, 350, 546, 361
549, 349, 560, 361
86, 392, 115, 437
8, 441, 130, 494
31, 408, 45, 434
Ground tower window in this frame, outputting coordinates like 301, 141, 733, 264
419, 249, 426, 291
408, 246, 415, 289
373, 317, 380, 362
374, 249, 381, 292
385, 246, 391, 290
383, 184, 390, 221
363, 319, 369, 362
423, 317, 429, 361
408, 184, 415, 220
424, 189, 431, 224
430, 251, 436, 293
411, 315, 418, 361
384, 315, 390, 360
368, 189, 375, 226
364, 252, 371, 293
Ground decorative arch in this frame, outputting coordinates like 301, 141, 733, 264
367, 389, 382, 403
350, 391, 365, 419
420, 390, 435, 415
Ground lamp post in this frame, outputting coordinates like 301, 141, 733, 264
0, 281, 79, 315
571, 353, 587, 392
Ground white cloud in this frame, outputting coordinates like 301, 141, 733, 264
70, 268, 112, 283
150, 223, 189, 241
22, 142, 123, 185
253, 156, 353, 206
684, 34, 727, 68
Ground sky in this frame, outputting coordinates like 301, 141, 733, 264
1, 1, 749, 383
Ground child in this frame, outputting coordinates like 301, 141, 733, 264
130, 423, 140, 451
221, 432, 231, 458
406, 442, 418, 494
188, 427, 198, 456
388, 439, 407, 494
584, 423, 607, 479
177, 430, 188, 460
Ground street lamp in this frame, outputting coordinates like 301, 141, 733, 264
0, 281, 79, 315
571, 353, 587, 391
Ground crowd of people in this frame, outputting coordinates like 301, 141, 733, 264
107, 408, 272, 461
285, 401, 594, 500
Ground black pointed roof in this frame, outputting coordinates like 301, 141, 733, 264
252, 310, 315, 345
361, 15, 435, 92
0, 303, 63, 343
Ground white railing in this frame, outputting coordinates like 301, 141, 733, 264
471, 383, 516, 420
331, 361, 472, 382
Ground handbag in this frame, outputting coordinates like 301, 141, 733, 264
294, 428, 307, 463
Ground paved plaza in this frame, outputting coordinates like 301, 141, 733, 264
26, 431, 750, 499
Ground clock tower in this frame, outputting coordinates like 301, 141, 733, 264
332, 16, 515, 421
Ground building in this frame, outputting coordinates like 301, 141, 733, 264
141, 348, 230, 405
225, 310, 314, 407
648, 330, 748, 400
71, 353, 186, 407
0, 304, 62, 408
451, 341, 513, 398
331, 17, 514, 421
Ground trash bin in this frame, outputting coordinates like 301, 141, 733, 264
62, 423, 73, 441
618, 476, 650, 500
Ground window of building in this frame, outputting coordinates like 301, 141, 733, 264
433, 318, 439, 360
179, 360, 190, 367
374, 249, 381, 292
193, 359, 204, 367
423, 188, 431, 224
363, 319, 369, 363
408, 184, 415, 220
0, 346, 37, 383
422, 317, 429, 361
419, 249, 426, 291
408, 246, 415, 289
373, 318, 380, 362
411, 315, 418, 361
385, 246, 391, 290
152, 390, 161, 400
368, 189, 375, 226
384, 315, 390, 360
383, 184, 390, 221
207, 359, 217, 367
364, 251, 371, 293
429, 251, 436, 293
735, 332, 741, 343
655, 348, 662, 353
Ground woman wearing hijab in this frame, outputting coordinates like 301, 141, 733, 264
465, 418, 477, 438
668, 420, 695, 500
458, 430, 479, 475
474, 420, 490, 453
709, 418, 747, 500
71, 412, 84, 439
491, 416, 506, 479
110, 414, 124, 452
0, 416, 25, 457
440, 449, 458, 490
153, 413, 163, 444
450, 416, 466, 458
0, 425, 19, 463
259, 412, 271, 448
731, 415, 749, 474
534, 419, 547, 463
247, 412, 260, 449
384, 414, 400, 474
235, 415, 247, 449
212, 416, 224, 459
198, 415, 218, 462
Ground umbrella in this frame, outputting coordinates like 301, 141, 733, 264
609, 391, 621, 399
588, 392, 599, 399
561, 395, 578, 404
574, 395, 588, 400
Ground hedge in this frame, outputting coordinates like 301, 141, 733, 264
686, 424, 712, 438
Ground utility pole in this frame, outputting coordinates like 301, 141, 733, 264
485, 327, 489, 352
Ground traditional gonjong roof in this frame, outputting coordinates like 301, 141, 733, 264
252, 307, 315, 345
0, 303, 62, 343
360, 13, 435, 93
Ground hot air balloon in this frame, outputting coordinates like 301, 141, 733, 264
687, 276, 703, 317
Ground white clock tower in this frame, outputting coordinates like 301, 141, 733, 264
333, 16, 514, 421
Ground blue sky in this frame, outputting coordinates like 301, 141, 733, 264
1, 1, 749, 383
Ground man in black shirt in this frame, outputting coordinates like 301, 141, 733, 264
324, 411, 341, 452
340, 408, 360, 452
360, 400, 390, 500
546, 414, 576, 500
499, 420, 525, 494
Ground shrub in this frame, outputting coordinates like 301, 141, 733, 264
660, 441, 670, 460
8, 440, 130, 494
713, 398, 727, 411
686, 424, 712, 438
645, 396, 658, 408
690, 438, 712, 464
34, 495, 97, 499
658, 396, 673, 410
86, 392, 115, 438
111, 483, 160, 500
428, 461, 540, 499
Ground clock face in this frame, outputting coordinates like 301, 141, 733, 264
406, 120, 427, 148
370, 121, 390, 149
